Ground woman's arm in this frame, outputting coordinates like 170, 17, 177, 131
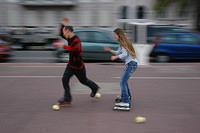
118, 47, 128, 60
111, 47, 128, 61
104, 46, 117, 55
111, 55, 120, 61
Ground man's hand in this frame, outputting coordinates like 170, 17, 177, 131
57, 45, 64, 48
63, 28, 69, 38
61, 18, 69, 26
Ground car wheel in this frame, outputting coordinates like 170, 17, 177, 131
155, 54, 170, 62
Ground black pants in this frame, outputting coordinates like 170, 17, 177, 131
62, 64, 99, 102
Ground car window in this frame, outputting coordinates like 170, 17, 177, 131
75, 31, 94, 42
93, 32, 110, 43
147, 26, 191, 37
106, 31, 119, 43
178, 34, 199, 44
76, 31, 118, 44
147, 26, 191, 43
147, 27, 172, 43
169, 28, 190, 33
160, 35, 177, 43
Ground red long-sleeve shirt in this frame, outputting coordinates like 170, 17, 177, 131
59, 24, 84, 69
63, 35, 84, 69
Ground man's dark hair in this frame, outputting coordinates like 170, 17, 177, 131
64, 25, 74, 32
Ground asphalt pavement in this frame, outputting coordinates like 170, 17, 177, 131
0, 62, 200, 133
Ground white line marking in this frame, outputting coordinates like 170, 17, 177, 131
0, 63, 66, 65
9, 66, 65, 68
112, 77, 200, 80
11, 57, 57, 60
113, 77, 200, 80
0, 76, 200, 80
0, 76, 62, 78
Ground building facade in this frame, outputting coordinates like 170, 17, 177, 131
0, 0, 196, 31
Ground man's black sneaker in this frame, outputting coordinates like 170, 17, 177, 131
90, 88, 99, 97
58, 97, 72, 105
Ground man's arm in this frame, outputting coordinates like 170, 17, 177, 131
63, 38, 81, 52
59, 18, 69, 38
59, 24, 65, 39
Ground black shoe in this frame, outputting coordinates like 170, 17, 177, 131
115, 96, 132, 103
90, 88, 99, 97
58, 97, 71, 103
115, 96, 122, 103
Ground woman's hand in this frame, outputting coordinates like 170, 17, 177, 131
104, 46, 111, 52
111, 56, 119, 61
104, 46, 116, 55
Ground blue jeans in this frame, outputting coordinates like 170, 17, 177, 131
120, 61, 138, 103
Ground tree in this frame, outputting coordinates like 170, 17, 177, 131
154, 0, 200, 32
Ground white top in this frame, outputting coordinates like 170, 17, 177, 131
115, 47, 138, 64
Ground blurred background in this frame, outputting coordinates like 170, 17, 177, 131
0, 0, 200, 63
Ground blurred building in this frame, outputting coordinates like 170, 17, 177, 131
0, 0, 196, 31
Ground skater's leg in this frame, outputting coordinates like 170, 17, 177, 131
120, 61, 137, 103
114, 62, 137, 111
61, 64, 74, 102
75, 67, 99, 97
120, 70, 130, 104
115, 84, 130, 103
127, 61, 138, 99
126, 84, 132, 99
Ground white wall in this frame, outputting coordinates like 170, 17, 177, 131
24, 10, 40, 26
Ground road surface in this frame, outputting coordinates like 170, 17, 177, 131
0, 62, 200, 133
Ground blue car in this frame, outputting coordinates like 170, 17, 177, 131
150, 32, 200, 62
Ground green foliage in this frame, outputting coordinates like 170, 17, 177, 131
154, 0, 189, 12
154, 0, 173, 12
178, 0, 188, 9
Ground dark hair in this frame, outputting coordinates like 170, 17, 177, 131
64, 25, 74, 32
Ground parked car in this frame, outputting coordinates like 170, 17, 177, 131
147, 25, 192, 43
53, 28, 120, 62
0, 28, 11, 37
0, 40, 11, 61
11, 28, 57, 49
150, 32, 200, 62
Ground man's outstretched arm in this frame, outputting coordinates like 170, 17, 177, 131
59, 18, 69, 38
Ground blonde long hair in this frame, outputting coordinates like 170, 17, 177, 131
114, 28, 136, 58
